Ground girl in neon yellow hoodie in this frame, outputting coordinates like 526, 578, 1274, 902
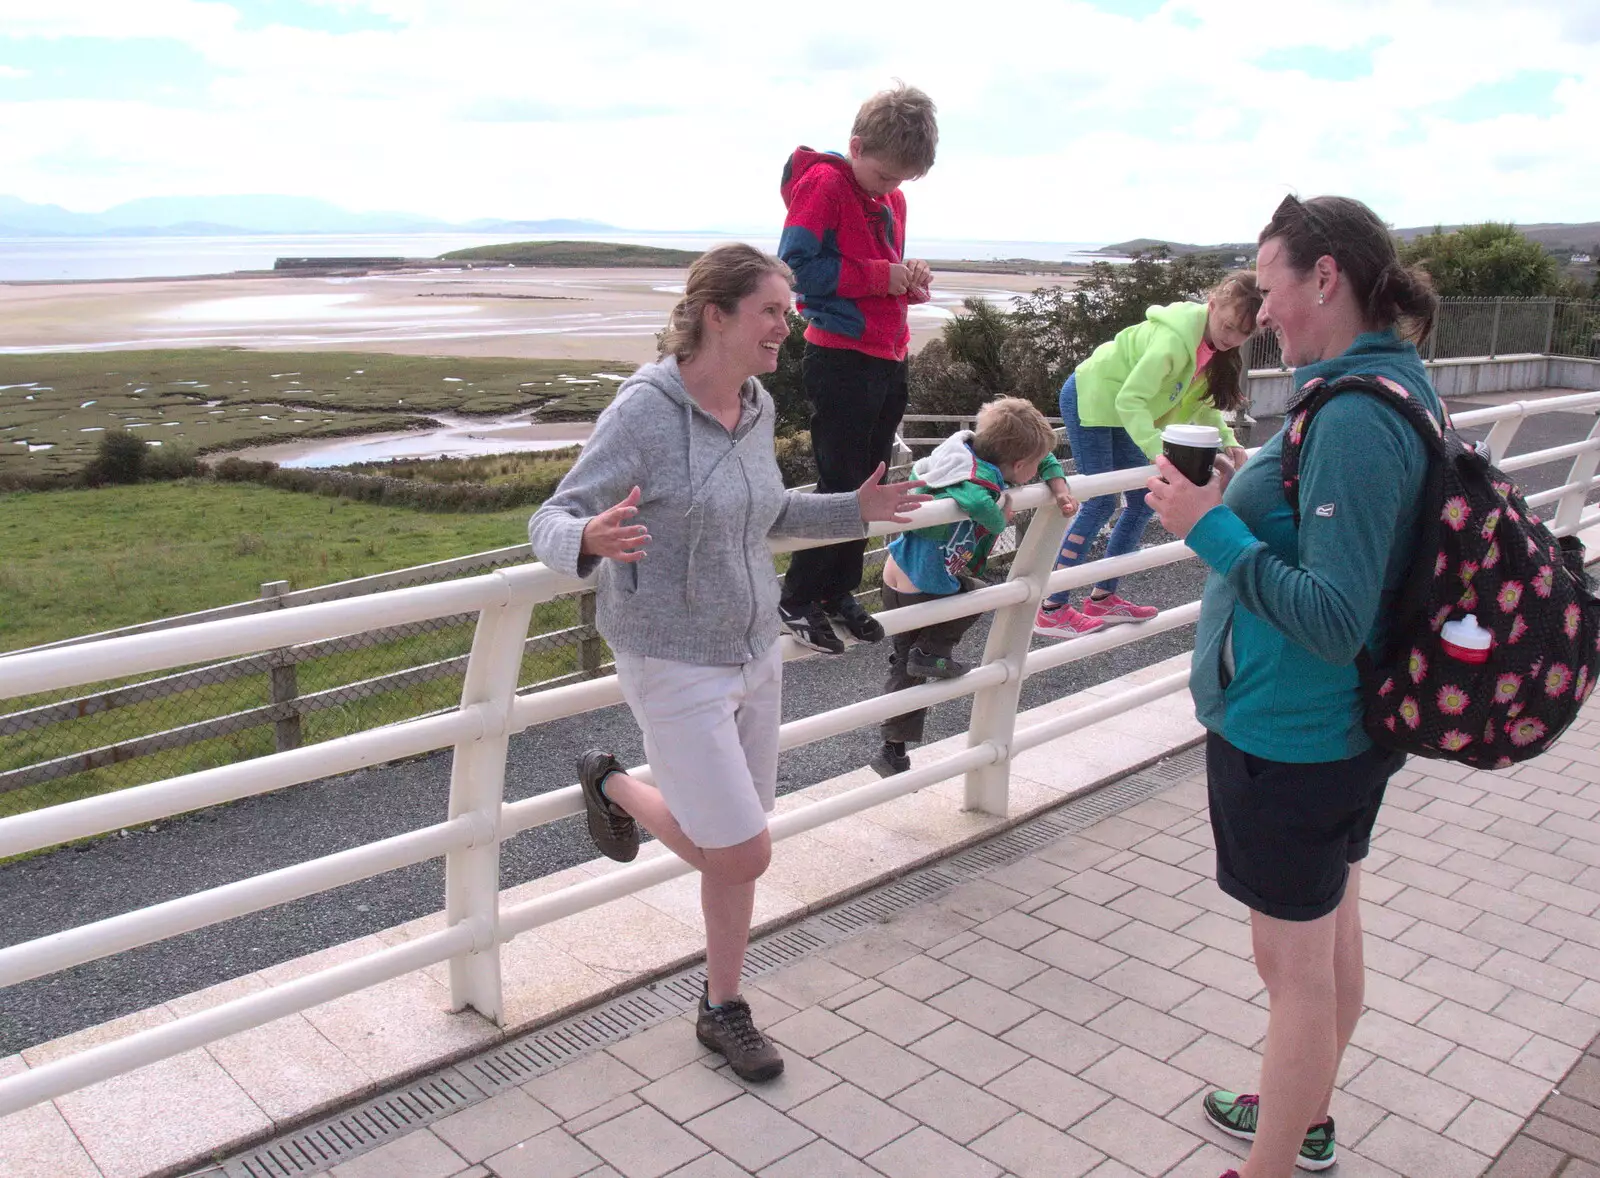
1035, 272, 1261, 638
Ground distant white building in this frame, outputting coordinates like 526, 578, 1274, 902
1573, 253, 1594, 264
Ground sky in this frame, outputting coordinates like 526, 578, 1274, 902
0, 0, 1597, 244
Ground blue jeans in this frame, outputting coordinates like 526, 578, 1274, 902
1043, 373, 1155, 609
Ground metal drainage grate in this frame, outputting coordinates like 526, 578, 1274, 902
1138, 745, 1205, 782
1054, 766, 1191, 831
812, 865, 967, 937
225, 1070, 485, 1177
222, 741, 1204, 1176
460, 989, 679, 1095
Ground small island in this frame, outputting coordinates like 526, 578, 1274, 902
438, 240, 704, 267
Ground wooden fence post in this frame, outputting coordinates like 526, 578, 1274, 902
578, 592, 603, 678
260, 581, 301, 751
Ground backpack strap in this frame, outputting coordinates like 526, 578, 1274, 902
1280, 374, 1454, 680
1279, 374, 1450, 526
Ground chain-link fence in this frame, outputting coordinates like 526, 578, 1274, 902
0, 550, 609, 819
1247, 297, 1600, 371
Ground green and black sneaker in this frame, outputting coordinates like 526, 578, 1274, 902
1202, 1090, 1336, 1172
906, 646, 967, 680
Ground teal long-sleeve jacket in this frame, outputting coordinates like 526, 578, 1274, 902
1186, 330, 1442, 763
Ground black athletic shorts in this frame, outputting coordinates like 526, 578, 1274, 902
1206, 732, 1406, 922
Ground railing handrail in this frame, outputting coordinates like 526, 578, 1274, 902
1, 387, 1597, 1120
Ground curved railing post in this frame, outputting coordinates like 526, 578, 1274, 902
1484, 412, 1526, 466
444, 579, 535, 1022
1554, 415, 1600, 536
962, 501, 1069, 816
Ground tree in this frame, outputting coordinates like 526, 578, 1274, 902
939, 297, 1013, 401
1008, 248, 1227, 405
1399, 223, 1564, 298
765, 311, 811, 436
908, 247, 1228, 417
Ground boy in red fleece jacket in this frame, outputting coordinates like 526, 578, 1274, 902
776, 83, 938, 654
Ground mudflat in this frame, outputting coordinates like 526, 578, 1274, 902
0, 265, 1076, 363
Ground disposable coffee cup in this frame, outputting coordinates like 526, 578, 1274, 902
1161, 423, 1222, 487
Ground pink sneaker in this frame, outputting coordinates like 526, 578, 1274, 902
1033, 603, 1106, 639
1081, 593, 1159, 624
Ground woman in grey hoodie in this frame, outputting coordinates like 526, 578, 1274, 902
529, 244, 925, 1081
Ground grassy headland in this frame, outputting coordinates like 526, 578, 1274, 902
441, 239, 1090, 277
0, 349, 630, 479
440, 240, 703, 267
926, 258, 1086, 276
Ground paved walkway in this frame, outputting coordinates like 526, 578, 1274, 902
219, 698, 1600, 1178
1490, 1035, 1600, 1177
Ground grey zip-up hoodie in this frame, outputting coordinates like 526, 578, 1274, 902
528, 357, 866, 664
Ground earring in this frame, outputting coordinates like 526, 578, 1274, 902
1318, 293, 1325, 305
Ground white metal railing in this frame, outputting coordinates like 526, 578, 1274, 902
1, 391, 1599, 1118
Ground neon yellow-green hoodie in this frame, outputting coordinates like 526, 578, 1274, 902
1074, 301, 1238, 460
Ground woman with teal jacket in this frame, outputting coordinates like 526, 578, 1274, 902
1147, 195, 1441, 1178
1034, 272, 1261, 638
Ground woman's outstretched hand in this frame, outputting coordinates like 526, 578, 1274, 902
856, 462, 931, 524
580, 486, 650, 562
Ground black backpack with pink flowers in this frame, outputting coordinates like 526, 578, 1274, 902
1282, 373, 1600, 767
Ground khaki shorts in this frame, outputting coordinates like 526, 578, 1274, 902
613, 642, 783, 850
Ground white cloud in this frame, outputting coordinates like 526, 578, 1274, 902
0, 0, 1593, 242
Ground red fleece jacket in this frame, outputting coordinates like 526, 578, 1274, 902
777, 147, 929, 362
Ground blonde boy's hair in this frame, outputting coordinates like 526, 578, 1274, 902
973, 397, 1058, 469
852, 83, 938, 176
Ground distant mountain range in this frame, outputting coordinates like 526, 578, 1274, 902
0, 194, 623, 238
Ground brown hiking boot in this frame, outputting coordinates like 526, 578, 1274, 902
575, 750, 638, 862
696, 993, 784, 1082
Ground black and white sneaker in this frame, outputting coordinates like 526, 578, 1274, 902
826, 594, 885, 643
778, 601, 844, 654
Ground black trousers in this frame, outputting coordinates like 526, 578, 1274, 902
782, 343, 909, 608
880, 581, 980, 744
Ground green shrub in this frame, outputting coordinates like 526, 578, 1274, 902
909, 247, 1227, 417
143, 442, 201, 481
88, 430, 148, 485
773, 432, 818, 488
200, 453, 577, 512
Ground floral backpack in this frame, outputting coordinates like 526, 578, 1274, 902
1282, 374, 1600, 767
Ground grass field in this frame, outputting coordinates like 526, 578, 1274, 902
0, 349, 631, 478
0, 480, 541, 652
0, 478, 588, 819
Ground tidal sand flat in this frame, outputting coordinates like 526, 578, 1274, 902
0, 266, 1076, 363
